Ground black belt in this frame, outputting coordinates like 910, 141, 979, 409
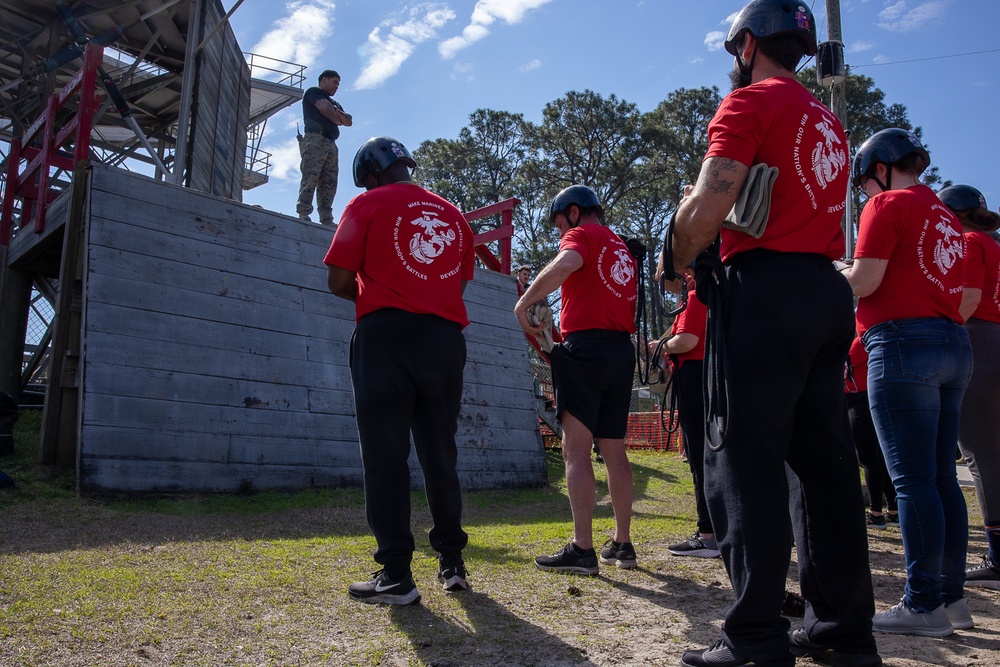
564, 329, 631, 341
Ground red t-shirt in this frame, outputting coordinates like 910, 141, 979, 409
558, 223, 637, 335
705, 76, 848, 262
855, 185, 965, 335
670, 289, 707, 367
845, 336, 868, 393
323, 182, 475, 326
963, 230, 1000, 324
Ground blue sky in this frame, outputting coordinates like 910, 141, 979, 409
229, 0, 1000, 223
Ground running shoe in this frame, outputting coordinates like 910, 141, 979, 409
872, 600, 953, 637
965, 554, 1000, 590
348, 569, 421, 605
535, 542, 599, 575
668, 531, 721, 558
438, 558, 470, 592
599, 539, 637, 569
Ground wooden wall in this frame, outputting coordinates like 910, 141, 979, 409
185, 0, 251, 201
77, 164, 545, 493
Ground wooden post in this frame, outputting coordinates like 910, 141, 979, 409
0, 246, 33, 399
38, 163, 90, 469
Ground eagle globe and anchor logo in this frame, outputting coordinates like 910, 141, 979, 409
610, 248, 635, 287
393, 205, 462, 280
596, 245, 636, 298
408, 211, 457, 265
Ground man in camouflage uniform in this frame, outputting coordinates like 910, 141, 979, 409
297, 69, 352, 225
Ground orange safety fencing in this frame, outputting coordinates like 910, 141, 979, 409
539, 413, 682, 453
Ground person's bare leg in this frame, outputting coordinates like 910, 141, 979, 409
597, 436, 633, 544
561, 412, 596, 550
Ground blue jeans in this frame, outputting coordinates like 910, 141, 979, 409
863, 317, 972, 611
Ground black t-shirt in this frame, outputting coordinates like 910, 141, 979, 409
302, 87, 341, 141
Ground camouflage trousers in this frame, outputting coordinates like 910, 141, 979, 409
296, 133, 339, 225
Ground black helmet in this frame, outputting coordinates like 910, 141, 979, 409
852, 128, 930, 187
725, 0, 818, 57
938, 185, 987, 213
549, 185, 603, 224
353, 136, 416, 187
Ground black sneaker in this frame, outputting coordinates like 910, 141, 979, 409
535, 542, 599, 575
599, 539, 637, 569
866, 511, 887, 530
789, 628, 883, 667
681, 640, 749, 667
348, 570, 421, 605
438, 558, 470, 592
885, 511, 899, 525
965, 554, 1000, 590
669, 531, 721, 558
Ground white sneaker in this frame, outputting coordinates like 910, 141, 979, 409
944, 598, 974, 630
872, 600, 953, 637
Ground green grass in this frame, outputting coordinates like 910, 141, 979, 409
0, 409, 700, 666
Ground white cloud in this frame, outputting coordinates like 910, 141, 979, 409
439, 0, 554, 59
250, 1, 337, 72
518, 58, 541, 73
704, 31, 726, 52
847, 41, 875, 53
262, 137, 304, 181
872, 54, 891, 64
355, 4, 456, 89
450, 62, 476, 82
876, 1, 949, 32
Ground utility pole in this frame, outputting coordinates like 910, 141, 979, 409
825, 0, 854, 256
826, 0, 847, 125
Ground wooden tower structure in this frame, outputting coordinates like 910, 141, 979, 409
0, 1, 545, 493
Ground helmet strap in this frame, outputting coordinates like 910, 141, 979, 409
870, 174, 889, 193
735, 43, 757, 88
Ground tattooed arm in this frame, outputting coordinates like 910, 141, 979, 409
665, 157, 749, 276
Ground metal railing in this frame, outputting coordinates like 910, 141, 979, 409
467, 198, 520, 275
243, 52, 306, 89
1, 43, 101, 245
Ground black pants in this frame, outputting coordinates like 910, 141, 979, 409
677, 360, 712, 534
703, 251, 877, 666
350, 309, 469, 577
847, 390, 896, 514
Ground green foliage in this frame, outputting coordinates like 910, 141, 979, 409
412, 71, 925, 324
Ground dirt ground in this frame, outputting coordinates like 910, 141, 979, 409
567, 527, 1000, 667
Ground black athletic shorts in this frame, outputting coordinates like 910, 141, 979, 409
549, 329, 634, 439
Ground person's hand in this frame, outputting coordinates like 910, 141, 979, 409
664, 278, 684, 295
682, 268, 696, 291
514, 304, 545, 338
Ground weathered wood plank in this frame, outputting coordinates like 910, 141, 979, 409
80, 457, 543, 493
77, 164, 545, 492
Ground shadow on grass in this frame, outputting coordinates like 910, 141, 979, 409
389, 590, 597, 667
2, 411, 691, 558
